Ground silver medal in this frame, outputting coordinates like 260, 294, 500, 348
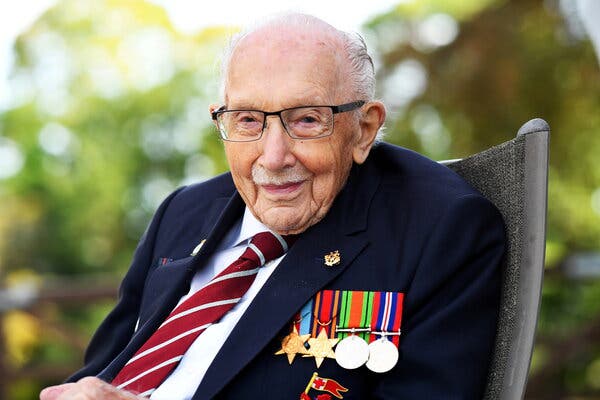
334, 334, 369, 369
366, 337, 398, 373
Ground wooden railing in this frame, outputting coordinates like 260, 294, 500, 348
0, 277, 119, 399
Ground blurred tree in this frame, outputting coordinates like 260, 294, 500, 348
364, 0, 600, 398
0, 0, 232, 397
1, 0, 231, 278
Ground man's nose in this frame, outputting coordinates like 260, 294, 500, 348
259, 116, 295, 170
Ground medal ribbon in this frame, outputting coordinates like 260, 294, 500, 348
369, 291, 404, 346
297, 290, 404, 345
298, 299, 313, 335
338, 290, 374, 341
311, 290, 340, 338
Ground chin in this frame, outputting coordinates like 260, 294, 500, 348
262, 209, 329, 235
263, 218, 302, 235
256, 211, 303, 235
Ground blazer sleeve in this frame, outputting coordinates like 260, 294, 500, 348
66, 187, 185, 382
373, 194, 506, 399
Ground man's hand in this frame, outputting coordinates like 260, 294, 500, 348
40, 377, 144, 400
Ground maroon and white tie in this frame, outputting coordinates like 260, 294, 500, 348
111, 231, 294, 397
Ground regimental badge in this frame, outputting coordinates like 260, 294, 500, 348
323, 251, 341, 267
300, 372, 348, 399
275, 326, 310, 364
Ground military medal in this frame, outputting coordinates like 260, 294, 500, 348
287, 289, 405, 372
366, 335, 399, 373
364, 290, 403, 373
304, 328, 339, 368
334, 290, 373, 369
334, 330, 370, 369
275, 326, 310, 364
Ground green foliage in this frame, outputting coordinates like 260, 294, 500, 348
0, 0, 231, 396
0, 0, 231, 277
365, 0, 600, 397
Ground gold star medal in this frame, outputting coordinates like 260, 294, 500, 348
304, 328, 339, 368
275, 326, 310, 364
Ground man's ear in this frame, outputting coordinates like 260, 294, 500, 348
352, 101, 386, 164
209, 103, 221, 114
209, 103, 221, 128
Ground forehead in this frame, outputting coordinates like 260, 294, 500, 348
225, 27, 347, 109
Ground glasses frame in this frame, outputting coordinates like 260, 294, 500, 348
211, 100, 366, 142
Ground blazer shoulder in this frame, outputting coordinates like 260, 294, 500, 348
157, 172, 236, 221
370, 142, 483, 202
149, 172, 237, 256
172, 172, 236, 205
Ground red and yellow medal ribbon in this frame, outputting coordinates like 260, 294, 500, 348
311, 290, 340, 338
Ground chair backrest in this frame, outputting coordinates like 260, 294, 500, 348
441, 119, 549, 400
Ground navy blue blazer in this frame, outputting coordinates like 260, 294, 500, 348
69, 142, 506, 399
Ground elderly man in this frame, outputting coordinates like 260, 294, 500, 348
41, 13, 505, 400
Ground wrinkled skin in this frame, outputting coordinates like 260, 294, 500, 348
211, 23, 385, 235
40, 377, 143, 400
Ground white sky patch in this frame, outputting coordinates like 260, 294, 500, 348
38, 122, 75, 157
383, 59, 428, 107
0, 137, 25, 179
0, 0, 399, 112
0, 0, 57, 110
147, 0, 397, 33
418, 13, 459, 48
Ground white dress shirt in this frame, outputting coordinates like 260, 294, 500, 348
150, 208, 284, 400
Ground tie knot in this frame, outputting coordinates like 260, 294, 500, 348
247, 231, 296, 266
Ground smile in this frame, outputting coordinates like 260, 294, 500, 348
259, 181, 305, 197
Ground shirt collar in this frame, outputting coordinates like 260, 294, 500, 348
233, 207, 271, 247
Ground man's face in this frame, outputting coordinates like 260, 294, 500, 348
215, 30, 367, 235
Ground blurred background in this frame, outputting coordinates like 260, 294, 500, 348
0, 0, 599, 398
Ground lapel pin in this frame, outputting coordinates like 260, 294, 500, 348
300, 372, 348, 399
191, 239, 206, 256
324, 250, 341, 267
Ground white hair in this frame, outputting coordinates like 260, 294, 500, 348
218, 13, 376, 102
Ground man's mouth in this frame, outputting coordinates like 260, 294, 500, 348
259, 180, 305, 196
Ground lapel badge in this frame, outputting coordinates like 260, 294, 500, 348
191, 239, 206, 256
324, 250, 341, 267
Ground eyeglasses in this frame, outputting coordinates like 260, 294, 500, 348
211, 100, 365, 142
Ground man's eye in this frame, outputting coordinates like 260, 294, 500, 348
291, 113, 323, 126
299, 116, 318, 124
234, 113, 261, 125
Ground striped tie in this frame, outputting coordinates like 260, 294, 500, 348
111, 231, 294, 397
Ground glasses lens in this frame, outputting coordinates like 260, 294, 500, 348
218, 111, 265, 141
281, 107, 333, 139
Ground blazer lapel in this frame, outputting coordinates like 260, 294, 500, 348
99, 193, 245, 381
195, 162, 381, 399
